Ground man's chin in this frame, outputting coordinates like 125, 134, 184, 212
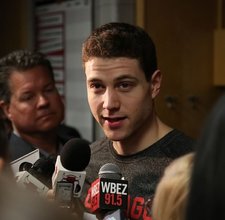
104, 131, 124, 141
36, 123, 60, 133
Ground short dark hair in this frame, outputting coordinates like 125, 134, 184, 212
82, 22, 158, 81
0, 50, 54, 103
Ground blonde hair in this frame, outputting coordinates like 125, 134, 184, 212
152, 153, 194, 220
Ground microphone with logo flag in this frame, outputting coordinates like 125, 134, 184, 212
90, 163, 128, 219
52, 138, 91, 209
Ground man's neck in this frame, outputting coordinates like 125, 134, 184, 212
112, 117, 172, 156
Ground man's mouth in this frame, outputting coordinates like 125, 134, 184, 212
38, 112, 54, 119
102, 116, 126, 122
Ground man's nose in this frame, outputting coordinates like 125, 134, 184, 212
102, 88, 120, 110
37, 94, 50, 107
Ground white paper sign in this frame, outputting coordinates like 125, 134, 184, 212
10, 149, 40, 174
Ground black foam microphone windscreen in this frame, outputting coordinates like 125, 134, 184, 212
19, 162, 32, 172
60, 138, 91, 171
52, 138, 91, 202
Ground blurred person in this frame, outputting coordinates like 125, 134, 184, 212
185, 94, 225, 220
81, 22, 194, 219
0, 171, 76, 220
0, 108, 12, 137
152, 152, 194, 220
0, 50, 80, 161
0, 117, 12, 174
0, 91, 82, 220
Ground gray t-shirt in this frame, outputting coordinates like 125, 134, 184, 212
82, 129, 194, 220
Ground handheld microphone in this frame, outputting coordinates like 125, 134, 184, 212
15, 156, 56, 195
90, 163, 128, 217
52, 138, 91, 208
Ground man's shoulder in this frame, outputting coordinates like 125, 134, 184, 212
159, 129, 195, 158
57, 124, 82, 144
9, 133, 35, 161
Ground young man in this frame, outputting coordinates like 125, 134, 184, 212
81, 22, 194, 219
0, 50, 79, 161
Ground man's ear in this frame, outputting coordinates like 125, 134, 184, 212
151, 70, 162, 99
0, 100, 11, 120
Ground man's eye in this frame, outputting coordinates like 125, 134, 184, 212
45, 86, 55, 93
90, 83, 104, 89
119, 82, 130, 88
20, 94, 34, 101
118, 82, 134, 90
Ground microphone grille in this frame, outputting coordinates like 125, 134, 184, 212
98, 163, 122, 179
19, 162, 32, 172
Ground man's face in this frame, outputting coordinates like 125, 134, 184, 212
4, 66, 64, 134
85, 57, 161, 142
